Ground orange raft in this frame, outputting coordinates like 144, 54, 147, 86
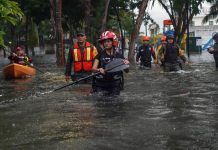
3, 63, 36, 78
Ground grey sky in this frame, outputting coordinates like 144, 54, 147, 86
140, 1, 169, 34
140, 1, 212, 35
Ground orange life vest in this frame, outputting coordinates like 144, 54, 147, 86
72, 42, 94, 73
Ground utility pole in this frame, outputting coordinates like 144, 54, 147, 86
144, 13, 148, 36
186, 1, 190, 58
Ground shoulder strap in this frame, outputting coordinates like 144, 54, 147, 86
73, 42, 79, 49
163, 45, 167, 56
85, 42, 91, 47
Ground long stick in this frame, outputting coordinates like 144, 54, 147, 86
53, 62, 126, 92
53, 72, 100, 92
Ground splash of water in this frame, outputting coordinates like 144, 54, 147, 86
40, 90, 53, 95
175, 70, 191, 74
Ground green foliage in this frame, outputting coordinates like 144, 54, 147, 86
0, 0, 152, 49
107, 10, 134, 36
38, 20, 53, 41
106, 0, 136, 35
62, 0, 86, 32
0, 0, 23, 25
0, 31, 5, 47
17, 0, 50, 24
0, 0, 23, 47
28, 20, 39, 48
62, 0, 136, 39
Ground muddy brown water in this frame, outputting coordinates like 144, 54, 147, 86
0, 52, 218, 149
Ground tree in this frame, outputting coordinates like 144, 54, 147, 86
0, 0, 23, 47
202, 0, 218, 24
100, 0, 111, 32
153, 0, 214, 44
50, 0, 65, 66
28, 19, 39, 56
128, 0, 149, 62
16, 0, 50, 54
84, 0, 91, 38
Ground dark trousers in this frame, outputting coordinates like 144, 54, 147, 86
92, 87, 121, 96
92, 77, 122, 96
164, 62, 181, 72
140, 62, 151, 68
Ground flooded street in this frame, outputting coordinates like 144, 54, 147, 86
1, 52, 218, 149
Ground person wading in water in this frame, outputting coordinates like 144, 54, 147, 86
208, 33, 218, 70
65, 32, 98, 82
92, 31, 129, 96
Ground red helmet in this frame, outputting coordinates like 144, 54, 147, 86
16, 47, 22, 51
100, 31, 118, 46
161, 36, 167, 41
143, 36, 150, 41
111, 32, 119, 46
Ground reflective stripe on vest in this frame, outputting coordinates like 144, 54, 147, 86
73, 49, 79, 62
87, 47, 91, 61
72, 42, 93, 72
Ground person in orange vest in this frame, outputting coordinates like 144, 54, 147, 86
65, 32, 98, 82
136, 36, 156, 69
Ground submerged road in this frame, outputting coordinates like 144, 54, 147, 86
0, 52, 218, 149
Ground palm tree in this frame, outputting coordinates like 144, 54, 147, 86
202, 0, 218, 24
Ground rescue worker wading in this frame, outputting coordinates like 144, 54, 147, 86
92, 31, 130, 96
156, 36, 167, 65
65, 32, 98, 82
208, 33, 218, 70
136, 36, 156, 69
159, 35, 188, 72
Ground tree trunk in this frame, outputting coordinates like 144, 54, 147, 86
50, 0, 56, 38
84, 0, 91, 38
55, 0, 65, 66
100, 0, 111, 33
128, 0, 149, 62
157, 0, 203, 46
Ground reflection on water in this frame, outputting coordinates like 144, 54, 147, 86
0, 53, 218, 149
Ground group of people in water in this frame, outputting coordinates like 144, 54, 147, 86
65, 31, 218, 96
136, 34, 188, 71
65, 31, 129, 96
7, 31, 218, 96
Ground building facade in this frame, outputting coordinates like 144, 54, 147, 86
189, 5, 218, 48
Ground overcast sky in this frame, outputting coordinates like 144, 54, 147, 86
139, 1, 212, 35
140, 1, 169, 34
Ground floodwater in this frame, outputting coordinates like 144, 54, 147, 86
0, 52, 218, 149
